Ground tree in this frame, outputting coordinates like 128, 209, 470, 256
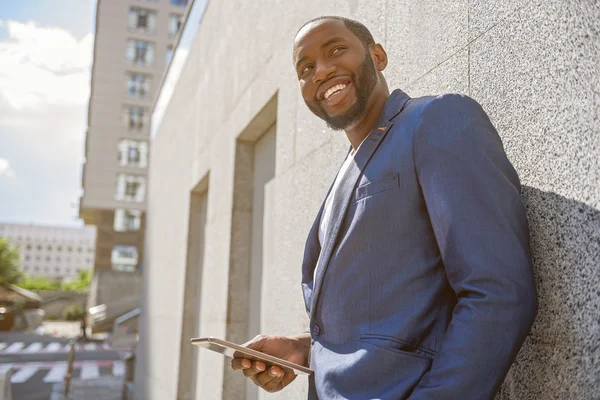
0, 237, 24, 284
61, 269, 92, 293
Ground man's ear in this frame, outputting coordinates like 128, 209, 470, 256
371, 44, 388, 72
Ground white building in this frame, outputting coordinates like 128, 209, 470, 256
0, 223, 96, 280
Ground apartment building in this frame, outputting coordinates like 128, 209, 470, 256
0, 223, 96, 280
79, 0, 188, 273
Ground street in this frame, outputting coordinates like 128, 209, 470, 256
0, 330, 124, 400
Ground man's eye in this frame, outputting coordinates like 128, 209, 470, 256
300, 65, 313, 77
331, 46, 345, 55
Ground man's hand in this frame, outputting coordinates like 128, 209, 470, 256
231, 333, 311, 393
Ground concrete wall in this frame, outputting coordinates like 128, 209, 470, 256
136, 0, 600, 399
88, 269, 143, 308
38, 291, 87, 319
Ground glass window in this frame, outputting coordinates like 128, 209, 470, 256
168, 14, 183, 38
111, 245, 138, 272
122, 105, 148, 130
166, 45, 174, 66
170, 0, 188, 6
115, 174, 146, 203
125, 39, 155, 66
128, 7, 157, 33
118, 139, 148, 167
126, 72, 151, 99
114, 209, 143, 232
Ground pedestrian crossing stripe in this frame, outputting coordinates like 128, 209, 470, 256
24, 342, 43, 353
3, 342, 25, 353
6, 361, 125, 383
0, 341, 116, 354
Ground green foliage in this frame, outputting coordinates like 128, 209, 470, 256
63, 303, 84, 321
15, 269, 92, 294
61, 269, 92, 293
0, 238, 24, 284
17, 277, 61, 291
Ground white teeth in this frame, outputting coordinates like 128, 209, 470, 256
324, 83, 347, 100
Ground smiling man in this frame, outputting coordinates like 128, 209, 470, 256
232, 16, 538, 399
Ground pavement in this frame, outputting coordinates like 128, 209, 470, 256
50, 376, 124, 400
0, 321, 128, 400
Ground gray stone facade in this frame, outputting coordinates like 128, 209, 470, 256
135, 0, 600, 399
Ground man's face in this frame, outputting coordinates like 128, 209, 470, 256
293, 20, 378, 131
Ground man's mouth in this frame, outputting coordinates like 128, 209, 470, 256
324, 83, 348, 100
320, 81, 352, 106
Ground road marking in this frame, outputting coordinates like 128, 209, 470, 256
0, 363, 12, 373
80, 363, 100, 380
3, 342, 25, 353
11, 365, 39, 383
43, 363, 68, 383
45, 342, 62, 352
24, 342, 43, 353
112, 361, 125, 376
84, 343, 97, 351
0, 343, 6, 351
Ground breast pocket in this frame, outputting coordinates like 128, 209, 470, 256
355, 173, 400, 201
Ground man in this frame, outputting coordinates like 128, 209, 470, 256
232, 16, 538, 399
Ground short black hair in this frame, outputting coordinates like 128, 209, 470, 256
297, 16, 375, 50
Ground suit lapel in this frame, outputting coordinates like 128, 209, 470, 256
309, 90, 410, 319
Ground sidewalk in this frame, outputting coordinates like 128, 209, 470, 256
50, 376, 124, 400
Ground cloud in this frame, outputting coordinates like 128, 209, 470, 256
0, 20, 93, 109
0, 157, 15, 177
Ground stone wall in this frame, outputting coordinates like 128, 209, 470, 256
135, 1, 600, 399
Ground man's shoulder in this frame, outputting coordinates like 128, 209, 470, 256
403, 92, 483, 119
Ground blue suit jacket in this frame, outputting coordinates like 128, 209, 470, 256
301, 90, 538, 399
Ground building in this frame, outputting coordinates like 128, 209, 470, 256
0, 223, 96, 280
135, 1, 600, 400
79, 0, 189, 273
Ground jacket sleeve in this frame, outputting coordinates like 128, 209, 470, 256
409, 94, 538, 399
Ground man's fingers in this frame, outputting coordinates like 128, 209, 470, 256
260, 367, 286, 392
251, 366, 285, 391
242, 360, 266, 377
231, 358, 252, 371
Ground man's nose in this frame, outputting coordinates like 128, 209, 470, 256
312, 62, 336, 84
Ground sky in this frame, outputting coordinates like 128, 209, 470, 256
0, 0, 96, 227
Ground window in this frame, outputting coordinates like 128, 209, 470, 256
111, 245, 138, 272
37, 245, 42, 250
47, 245, 52, 251
125, 39, 155, 66
115, 174, 146, 202
170, 0, 188, 6
122, 106, 148, 130
114, 209, 142, 232
168, 14, 183, 38
26, 244, 31, 250
166, 45, 174, 66
128, 7, 157, 33
118, 139, 149, 167
126, 72, 151, 99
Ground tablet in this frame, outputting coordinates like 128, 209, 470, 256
190, 337, 313, 376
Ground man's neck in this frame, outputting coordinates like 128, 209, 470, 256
344, 90, 390, 150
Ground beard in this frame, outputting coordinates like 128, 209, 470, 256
307, 53, 378, 131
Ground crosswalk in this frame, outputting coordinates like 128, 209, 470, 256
0, 341, 112, 354
1, 361, 125, 384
